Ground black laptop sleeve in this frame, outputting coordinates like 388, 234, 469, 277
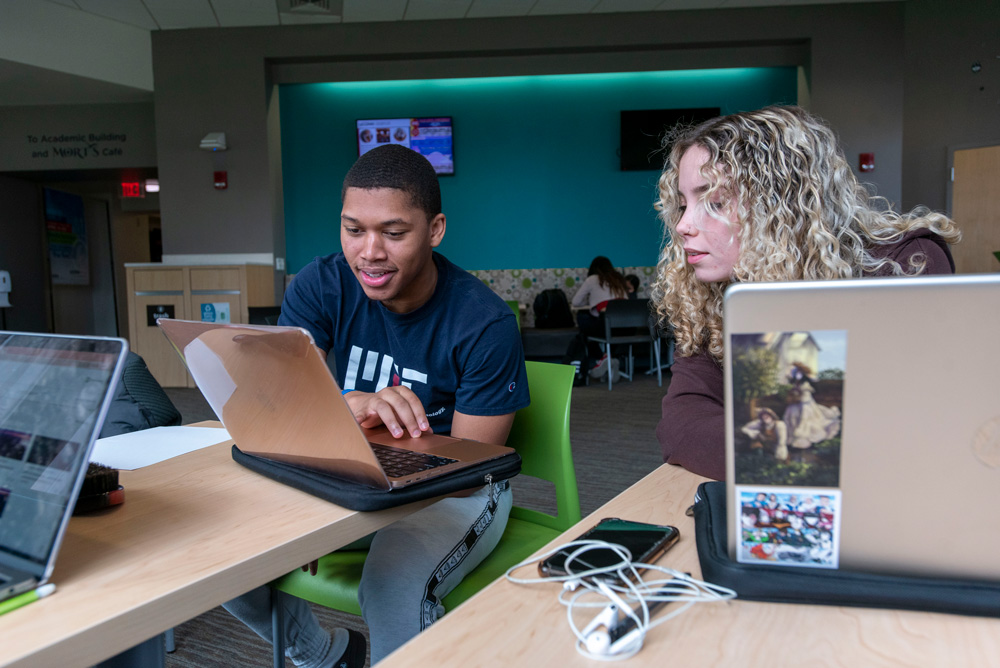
232, 444, 521, 512
692, 481, 1000, 618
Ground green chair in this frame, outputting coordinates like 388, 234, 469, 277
269, 361, 580, 658
505, 299, 522, 330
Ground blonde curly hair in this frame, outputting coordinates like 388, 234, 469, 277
651, 105, 960, 362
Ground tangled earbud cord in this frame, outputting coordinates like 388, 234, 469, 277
504, 539, 737, 661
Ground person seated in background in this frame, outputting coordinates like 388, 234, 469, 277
650, 105, 960, 480
624, 273, 641, 299
571, 256, 630, 380
223, 144, 529, 667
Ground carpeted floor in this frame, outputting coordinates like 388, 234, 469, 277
160, 365, 671, 667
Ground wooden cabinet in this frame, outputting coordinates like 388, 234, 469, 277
125, 263, 276, 387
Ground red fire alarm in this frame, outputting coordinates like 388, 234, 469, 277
214, 171, 228, 190
859, 153, 875, 172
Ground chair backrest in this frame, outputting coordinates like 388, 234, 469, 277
603, 298, 653, 333
506, 361, 581, 532
505, 299, 521, 330
100, 352, 182, 438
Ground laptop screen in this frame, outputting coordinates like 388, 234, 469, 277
0, 333, 125, 579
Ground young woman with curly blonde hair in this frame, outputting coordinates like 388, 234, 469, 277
651, 105, 960, 480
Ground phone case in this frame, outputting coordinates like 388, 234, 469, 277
538, 518, 679, 578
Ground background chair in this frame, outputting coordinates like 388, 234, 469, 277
99, 352, 182, 438
587, 299, 657, 390
646, 315, 675, 387
268, 361, 580, 665
505, 299, 521, 330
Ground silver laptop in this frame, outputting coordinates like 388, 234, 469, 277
157, 319, 515, 491
724, 274, 1000, 581
0, 332, 128, 602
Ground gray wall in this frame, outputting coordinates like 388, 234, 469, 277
0, 103, 156, 172
902, 0, 1000, 210
0, 175, 48, 332
151, 3, 909, 261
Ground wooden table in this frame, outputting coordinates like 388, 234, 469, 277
381, 464, 1000, 667
0, 428, 432, 668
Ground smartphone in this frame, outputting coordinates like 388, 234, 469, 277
537, 518, 680, 579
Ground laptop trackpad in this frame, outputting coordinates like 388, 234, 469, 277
365, 429, 462, 453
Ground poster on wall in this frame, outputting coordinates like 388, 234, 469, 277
44, 189, 89, 286
200, 302, 231, 324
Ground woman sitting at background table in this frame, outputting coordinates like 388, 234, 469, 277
651, 105, 960, 480
572, 255, 631, 379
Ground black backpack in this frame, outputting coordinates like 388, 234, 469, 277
532, 288, 575, 329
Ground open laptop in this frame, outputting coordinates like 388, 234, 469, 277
0, 332, 128, 603
724, 273, 1000, 582
157, 319, 515, 491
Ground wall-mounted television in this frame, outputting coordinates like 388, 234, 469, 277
619, 107, 720, 171
357, 117, 454, 175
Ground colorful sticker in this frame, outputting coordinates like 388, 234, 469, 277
735, 486, 842, 569
731, 330, 846, 488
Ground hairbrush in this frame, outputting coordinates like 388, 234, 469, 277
73, 462, 124, 514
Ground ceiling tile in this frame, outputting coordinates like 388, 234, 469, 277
787, 0, 879, 4
73, 0, 159, 30
212, 0, 279, 27
342, 0, 408, 22
657, 0, 727, 9
404, 0, 475, 20
720, 0, 790, 7
530, 0, 601, 16
592, 0, 664, 12
466, 0, 537, 18
144, 0, 218, 29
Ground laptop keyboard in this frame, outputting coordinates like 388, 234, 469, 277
371, 443, 458, 478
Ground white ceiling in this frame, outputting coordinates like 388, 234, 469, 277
0, 0, 892, 107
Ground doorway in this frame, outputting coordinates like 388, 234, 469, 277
949, 145, 1000, 274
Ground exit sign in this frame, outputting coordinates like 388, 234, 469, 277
121, 182, 144, 198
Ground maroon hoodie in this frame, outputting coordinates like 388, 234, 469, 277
656, 229, 955, 481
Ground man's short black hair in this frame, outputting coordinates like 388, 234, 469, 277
342, 144, 441, 220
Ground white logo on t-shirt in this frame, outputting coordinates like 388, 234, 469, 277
341, 345, 428, 392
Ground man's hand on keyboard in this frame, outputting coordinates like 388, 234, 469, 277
343, 386, 431, 439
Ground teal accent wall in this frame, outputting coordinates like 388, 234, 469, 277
281, 68, 796, 273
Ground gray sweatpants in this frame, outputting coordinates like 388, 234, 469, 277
223, 481, 512, 666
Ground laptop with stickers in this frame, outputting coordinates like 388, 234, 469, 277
0, 332, 128, 603
157, 319, 516, 491
723, 274, 1000, 581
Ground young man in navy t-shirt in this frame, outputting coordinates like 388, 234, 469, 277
223, 144, 529, 668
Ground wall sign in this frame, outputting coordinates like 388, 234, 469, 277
200, 302, 230, 323
146, 304, 175, 327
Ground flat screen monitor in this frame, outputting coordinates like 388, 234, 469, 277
619, 107, 720, 171
357, 117, 454, 175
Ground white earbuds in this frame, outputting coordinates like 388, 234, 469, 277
504, 539, 736, 661
585, 629, 612, 654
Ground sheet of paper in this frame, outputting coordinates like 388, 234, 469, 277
90, 426, 232, 470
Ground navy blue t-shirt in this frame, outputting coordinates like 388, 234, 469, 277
279, 252, 530, 435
